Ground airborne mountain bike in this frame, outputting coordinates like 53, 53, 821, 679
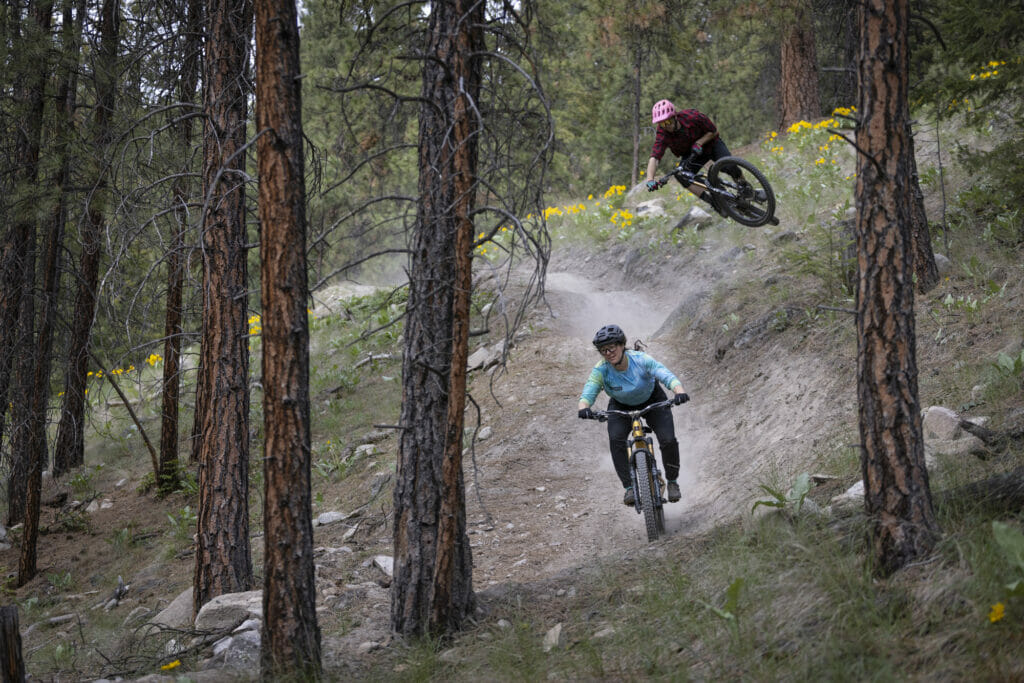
650, 153, 779, 227
586, 399, 682, 542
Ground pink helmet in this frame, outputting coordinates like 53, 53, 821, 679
651, 99, 676, 124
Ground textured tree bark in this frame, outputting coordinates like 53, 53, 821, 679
47, 0, 85, 480
778, 0, 821, 129
193, 0, 254, 616
53, 0, 118, 478
158, 0, 202, 495
3, 0, 53, 528
906, 123, 939, 293
391, 0, 480, 637
855, 0, 939, 577
255, 0, 321, 676
0, 604, 26, 682
19, 0, 78, 585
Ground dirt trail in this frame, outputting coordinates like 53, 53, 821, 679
463, 236, 854, 588
465, 247, 730, 587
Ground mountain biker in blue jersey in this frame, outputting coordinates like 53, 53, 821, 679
577, 324, 690, 506
643, 99, 763, 214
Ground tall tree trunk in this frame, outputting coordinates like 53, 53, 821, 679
19, 0, 79, 586
391, 0, 480, 637
192, 0, 254, 616
5, 0, 54, 526
255, 0, 321, 675
53, 0, 119, 477
158, 0, 202, 494
778, 0, 821, 128
631, 42, 641, 188
855, 0, 939, 577
907, 121, 939, 293
48, 0, 86, 480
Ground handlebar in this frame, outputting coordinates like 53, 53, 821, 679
652, 154, 697, 190
589, 398, 679, 421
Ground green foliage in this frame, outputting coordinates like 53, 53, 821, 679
698, 576, 744, 641
46, 571, 74, 592
752, 472, 812, 514
992, 521, 1024, 599
992, 350, 1024, 379
54, 509, 90, 534
166, 506, 197, 543
108, 526, 134, 552
69, 465, 103, 498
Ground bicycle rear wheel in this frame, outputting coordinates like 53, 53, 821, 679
634, 449, 662, 542
707, 156, 776, 227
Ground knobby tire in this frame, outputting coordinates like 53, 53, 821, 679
634, 449, 661, 542
707, 156, 776, 227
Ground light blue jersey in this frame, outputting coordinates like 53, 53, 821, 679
579, 350, 682, 407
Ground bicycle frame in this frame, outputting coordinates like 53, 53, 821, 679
593, 399, 677, 541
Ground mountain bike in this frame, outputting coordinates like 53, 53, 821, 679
586, 399, 681, 542
651, 154, 779, 227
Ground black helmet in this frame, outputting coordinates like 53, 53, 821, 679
592, 324, 626, 348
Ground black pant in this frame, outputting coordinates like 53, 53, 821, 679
675, 137, 741, 187
606, 385, 680, 489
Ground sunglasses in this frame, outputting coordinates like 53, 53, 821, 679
597, 345, 620, 356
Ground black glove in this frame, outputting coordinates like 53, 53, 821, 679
691, 143, 703, 157
645, 179, 660, 192
578, 407, 595, 420
673, 392, 690, 405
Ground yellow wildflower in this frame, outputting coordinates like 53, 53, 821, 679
161, 660, 181, 671
989, 603, 1005, 623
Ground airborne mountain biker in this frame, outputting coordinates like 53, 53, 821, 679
577, 324, 689, 506
643, 99, 764, 214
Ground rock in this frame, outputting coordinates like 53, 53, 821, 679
542, 623, 563, 652
86, 500, 100, 513
934, 252, 953, 275
194, 590, 263, 633
829, 480, 864, 512
438, 647, 461, 663
634, 199, 665, 218
810, 474, 837, 485
207, 629, 261, 669
468, 343, 504, 371
773, 230, 800, 243
354, 444, 378, 458
233, 618, 261, 634
0, 524, 6, 542
150, 587, 193, 630
357, 641, 380, 654
672, 206, 713, 229
373, 555, 394, 578
478, 426, 493, 441
115, 478, 129, 488
316, 510, 349, 526
594, 627, 616, 639
922, 406, 962, 441
497, 619, 512, 629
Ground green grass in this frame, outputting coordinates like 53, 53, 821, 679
357, 483, 1024, 680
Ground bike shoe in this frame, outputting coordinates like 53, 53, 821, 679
667, 480, 681, 503
623, 487, 636, 506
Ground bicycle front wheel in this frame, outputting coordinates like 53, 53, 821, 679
707, 156, 776, 227
634, 449, 662, 542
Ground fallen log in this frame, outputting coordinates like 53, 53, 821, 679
937, 466, 1024, 512
958, 418, 1024, 459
